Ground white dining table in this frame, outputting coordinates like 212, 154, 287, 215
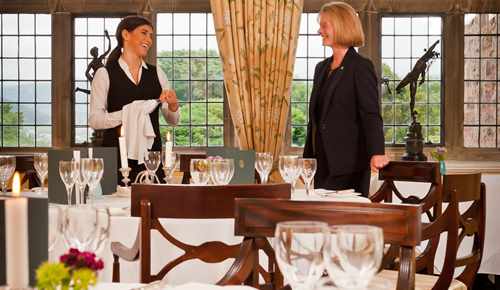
50, 189, 369, 284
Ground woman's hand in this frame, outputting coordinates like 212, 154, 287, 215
159, 89, 179, 112
370, 155, 389, 172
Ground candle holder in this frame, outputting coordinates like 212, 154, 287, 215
119, 167, 131, 187
134, 170, 160, 184
162, 165, 175, 184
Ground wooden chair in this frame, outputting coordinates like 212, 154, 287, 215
440, 173, 486, 289
232, 198, 422, 290
179, 153, 207, 184
370, 161, 443, 274
110, 183, 291, 283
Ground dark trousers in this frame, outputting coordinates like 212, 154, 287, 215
314, 169, 371, 197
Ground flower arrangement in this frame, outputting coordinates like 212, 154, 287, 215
36, 248, 104, 290
430, 147, 447, 161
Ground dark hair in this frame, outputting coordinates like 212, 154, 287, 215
106, 15, 153, 67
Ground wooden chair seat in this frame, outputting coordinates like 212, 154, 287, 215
111, 183, 291, 284
375, 270, 466, 290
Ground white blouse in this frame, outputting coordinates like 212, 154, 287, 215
88, 57, 179, 130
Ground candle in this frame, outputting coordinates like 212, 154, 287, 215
12, 172, 21, 196
5, 197, 29, 288
73, 150, 80, 162
164, 131, 173, 166
119, 126, 128, 169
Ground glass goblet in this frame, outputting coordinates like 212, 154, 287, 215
161, 149, 177, 184
33, 153, 48, 191
255, 152, 273, 184
279, 155, 301, 192
48, 203, 63, 253
299, 158, 317, 196
59, 160, 78, 205
0, 155, 16, 194
62, 205, 98, 252
81, 158, 104, 204
144, 151, 161, 183
190, 159, 210, 185
209, 158, 234, 185
274, 221, 329, 290
324, 225, 384, 290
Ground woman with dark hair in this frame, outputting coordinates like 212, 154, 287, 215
89, 15, 179, 183
303, 2, 388, 196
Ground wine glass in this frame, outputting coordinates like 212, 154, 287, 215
190, 159, 210, 185
275, 221, 330, 290
209, 158, 235, 185
33, 153, 48, 191
161, 149, 177, 184
89, 207, 111, 254
48, 204, 63, 253
323, 225, 384, 290
59, 160, 79, 205
255, 152, 273, 184
62, 205, 99, 251
81, 158, 104, 204
0, 156, 16, 194
299, 158, 317, 196
144, 151, 161, 183
279, 155, 301, 192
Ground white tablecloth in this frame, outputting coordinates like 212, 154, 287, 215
51, 189, 369, 284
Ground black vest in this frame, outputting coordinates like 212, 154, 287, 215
102, 61, 163, 151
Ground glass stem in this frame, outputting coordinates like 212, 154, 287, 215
261, 173, 268, 184
66, 185, 73, 205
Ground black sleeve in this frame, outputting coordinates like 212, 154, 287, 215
354, 58, 385, 156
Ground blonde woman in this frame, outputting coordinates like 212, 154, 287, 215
303, 2, 388, 196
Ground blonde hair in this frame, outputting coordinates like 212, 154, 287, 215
319, 1, 365, 47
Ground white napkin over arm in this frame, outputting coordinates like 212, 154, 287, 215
122, 99, 159, 164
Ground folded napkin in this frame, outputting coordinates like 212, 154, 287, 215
122, 100, 159, 164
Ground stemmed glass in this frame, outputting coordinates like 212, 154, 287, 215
279, 155, 301, 193
48, 203, 63, 253
190, 159, 210, 185
81, 158, 104, 204
255, 152, 273, 184
209, 158, 235, 185
33, 153, 48, 191
62, 205, 99, 251
59, 160, 79, 205
144, 151, 161, 183
274, 221, 330, 290
0, 155, 16, 194
299, 158, 317, 196
323, 225, 384, 290
161, 149, 177, 184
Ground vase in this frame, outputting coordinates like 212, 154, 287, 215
439, 160, 446, 175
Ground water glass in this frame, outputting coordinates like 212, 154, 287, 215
48, 204, 63, 252
144, 151, 161, 183
62, 205, 99, 252
279, 155, 301, 192
209, 158, 235, 185
59, 160, 79, 205
0, 156, 16, 194
299, 158, 317, 196
255, 152, 273, 184
274, 221, 329, 290
324, 225, 384, 289
81, 158, 104, 203
33, 153, 48, 190
161, 149, 177, 184
190, 159, 210, 185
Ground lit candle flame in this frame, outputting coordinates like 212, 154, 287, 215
12, 172, 21, 196
120, 125, 125, 137
167, 131, 172, 142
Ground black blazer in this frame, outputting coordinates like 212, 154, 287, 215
303, 47, 384, 176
